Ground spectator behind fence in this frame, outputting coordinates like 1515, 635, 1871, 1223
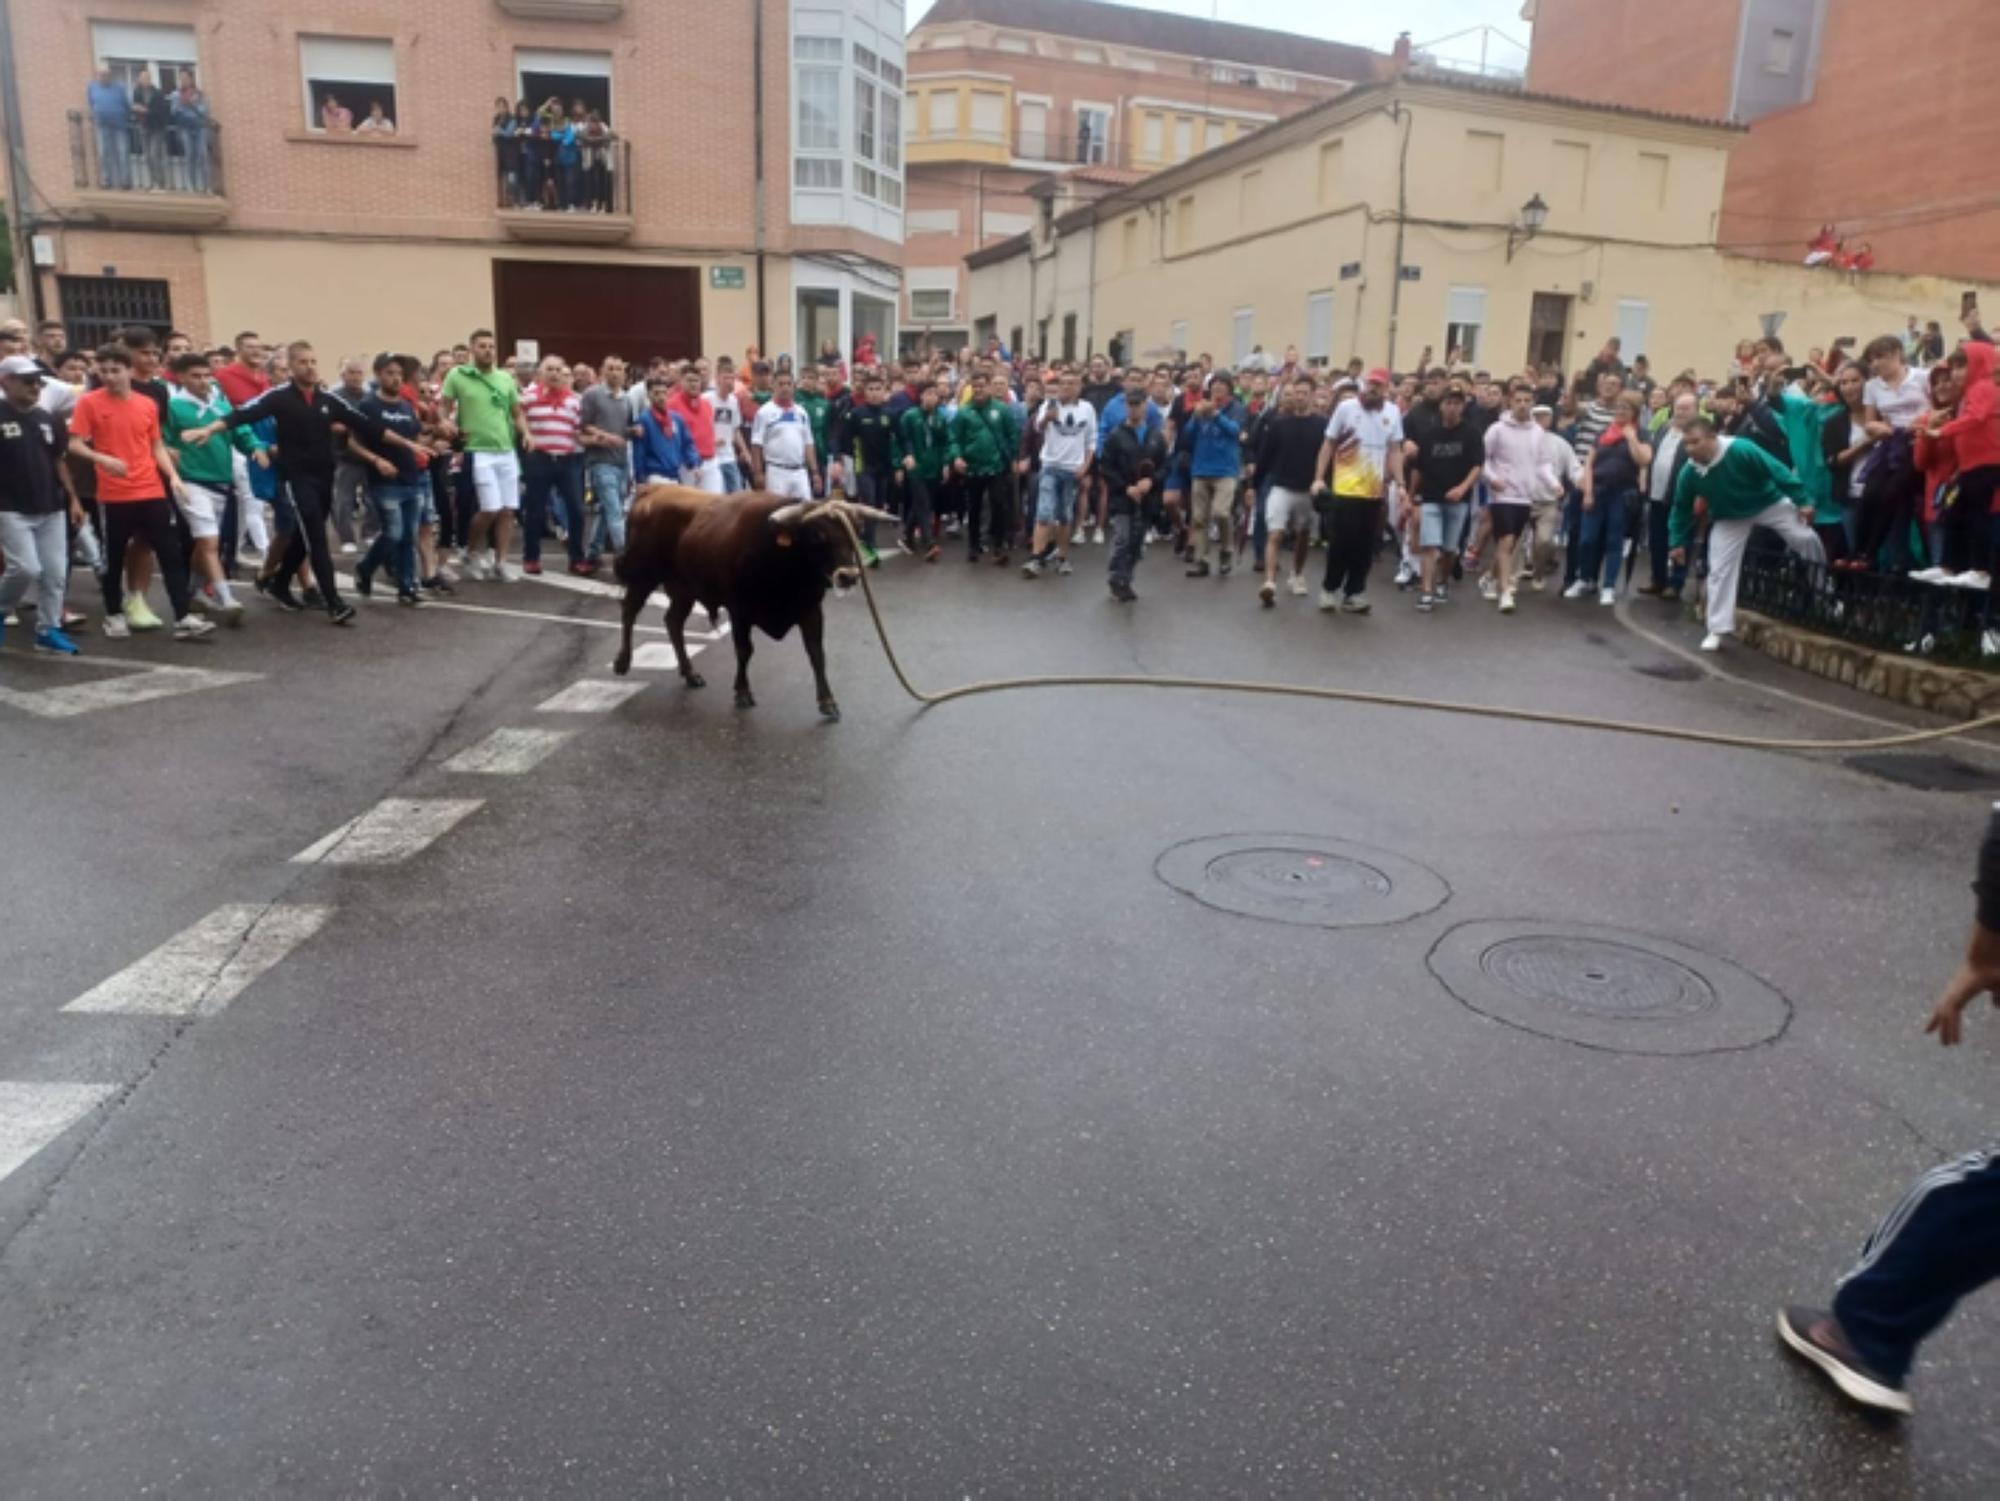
171, 69, 210, 193
87, 68, 131, 189
131, 67, 170, 189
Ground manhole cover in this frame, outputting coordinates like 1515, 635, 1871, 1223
1844, 753, 2000, 793
1155, 834, 1449, 929
1428, 920, 1790, 1055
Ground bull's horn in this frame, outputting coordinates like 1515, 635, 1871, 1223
836, 501, 900, 525
769, 502, 812, 528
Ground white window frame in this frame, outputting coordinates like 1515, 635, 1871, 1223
1016, 94, 1052, 161
1074, 102, 1112, 165
1141, 113, 1163, 159
911, 288, 954, 321
1614, 299, 1652, 362
1231, 307, 1254, 365
298, 35, 397, 134
1172, 117, 1193, 161
1203, 119, 1226, 152
1169, 319, 1190, 355
1445, 285, 1488, 366
1305, 291, 1334, 363
927, 89, 960, 134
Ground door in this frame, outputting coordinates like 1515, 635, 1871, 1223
493, 259, 699, 368
1528, 292, 1572, 371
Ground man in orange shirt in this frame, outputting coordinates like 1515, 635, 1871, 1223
66, 343, 214, 640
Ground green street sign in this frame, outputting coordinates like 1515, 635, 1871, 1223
709, 266, 746, 290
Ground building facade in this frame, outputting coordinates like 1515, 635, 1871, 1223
965, 73, 2000, 380
899, 0, 1380, 354
0, 0, 905, 365
1524, 0, 2000, 283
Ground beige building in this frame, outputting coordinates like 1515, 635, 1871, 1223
0, 0, 906, 364
901, 0, 1381, 353
966, 71, 2000, 378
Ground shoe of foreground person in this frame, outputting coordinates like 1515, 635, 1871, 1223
101, 613, 131, 639
1599, 587, 1617, 606
1701, 632, 1724, 652
1341, 594, 1371, 614
123, 594, 163, 630
1319, 588, 1338, 612
173, 615, 216, 641
34, 627, 82, 655
1499, 590, 1517, 614
1776, 1307, 1913, 1415
495, 561, 521, 583
1288, 572, 1308, 597
1562, 580, 1590, 599
1259, 580, 1276, 608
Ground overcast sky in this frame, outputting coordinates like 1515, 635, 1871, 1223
906, 0, 1533, 61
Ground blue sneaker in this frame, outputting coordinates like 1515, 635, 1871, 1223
33, 626, 81, 655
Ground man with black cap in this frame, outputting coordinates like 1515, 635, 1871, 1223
0, 355, 86, 652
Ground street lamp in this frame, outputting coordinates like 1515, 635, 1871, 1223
1507, 193, 1550, 262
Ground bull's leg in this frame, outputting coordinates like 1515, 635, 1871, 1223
731, 619, 757, 709
666, 595, 705, 688
802, 606, 838, 721
613, 572, 649, 676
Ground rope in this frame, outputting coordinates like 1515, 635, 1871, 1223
831, 511, 2000, 755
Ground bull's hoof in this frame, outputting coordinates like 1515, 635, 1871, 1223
611, 652, 631, 677
734, 689, 756, 709
683, 670, 706, 689
819, 699, 841, 722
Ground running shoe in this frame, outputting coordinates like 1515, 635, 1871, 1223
1599, 587, 1617, 606
495, 561, 521, 583
1092, 526, 1106, 545
522, 559, 543, 576
102, 614, 131, 639
862, 545, 882, 569
924, 546, 941, 564
1260, 580, 1277, 608
1479, 576, 1500, 601
1287, 573, 1308, 597
1022, 557, 1044, 578
124, 594, 163, 631
1056, 558, 1074, 577
1777, 1307, 1912, 1415
34, 627, 81, 655
1416, 593, 1435, 613
1499, 591, 1517, 615
1318, 589, 1339, 612
1562, 580, 1590, 599
1341, 594, 1371, 614
172, 614, 217, 640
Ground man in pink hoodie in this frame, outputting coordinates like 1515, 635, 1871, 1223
1481, 380, 1555, 615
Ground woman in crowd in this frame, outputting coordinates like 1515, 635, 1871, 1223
170, 70, 210, 193
1570, 391, 1651, 605
1819, 362, 1874, 564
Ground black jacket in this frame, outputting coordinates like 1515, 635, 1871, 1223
1101, 422, 1167, 516
223, 382, 386, 478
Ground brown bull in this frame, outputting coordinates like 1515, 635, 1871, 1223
611, 484, 896, 720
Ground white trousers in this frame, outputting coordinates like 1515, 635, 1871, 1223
765, 466, 813, 502
682, 458, 726, 495
1705, 500, 1824, 636
230, 449, 270, 553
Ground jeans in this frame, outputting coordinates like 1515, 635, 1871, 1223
1562, 489, 1585, 585
559, 161, 582, 208
1108, 512, 1144, 587
587, 460, 631, 555
719, 459, 745, 494
851, 468, 892, 547
140, 127, 168, 189
94, 120, 131, 188
0, 510, 70, 626
1321, 498, 1385, 597
523, 451, 586, 566
358, 480, 424, 591
1036, 467, 1081, 529
1854, 459, 1919, 572
1578, 487, 1633, 590
903, 473, 937, 543
181, 126, 210, 192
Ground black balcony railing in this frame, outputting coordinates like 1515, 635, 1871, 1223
1738, 551, 1994, 666
493, 132, 631, 215
69, 110, 224, 196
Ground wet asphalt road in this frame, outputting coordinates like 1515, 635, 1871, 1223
1, 547, 1997, 1496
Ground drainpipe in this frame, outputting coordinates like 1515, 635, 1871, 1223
1384, 98, 1413, 371
751, 0, 768, 351
1084, 212, 1097, 357
0, 0, 41, 324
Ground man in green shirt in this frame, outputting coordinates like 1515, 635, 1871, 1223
166, 350, 267, 622
1668, 417, 1825, 653
894, 381, 956, 561
951, 367, 1023, 565
439, 328, 535, 581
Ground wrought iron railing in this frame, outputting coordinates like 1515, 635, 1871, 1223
69, 110, 224, 196
1738, 551, 1993, 666
492, 132, 632, 215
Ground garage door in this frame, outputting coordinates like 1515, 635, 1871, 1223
492, 260, 701, 369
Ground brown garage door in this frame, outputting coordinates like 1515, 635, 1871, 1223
492, 260, 701, 368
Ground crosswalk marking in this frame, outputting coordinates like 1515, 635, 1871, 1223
514, 571, 728, 637
0, 660, 261, 720
0, 1082, 118, 1185
631, 641, 709, 671
291, 798, 483, 865
442, 726, 576, 775
536, 680, 648, 714
62, 904, 333, 1017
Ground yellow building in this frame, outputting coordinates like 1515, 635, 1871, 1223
967, 73, 2000, 376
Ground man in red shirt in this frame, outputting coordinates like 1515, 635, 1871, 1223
664, 363, 720, 492
67, 344, 213, 640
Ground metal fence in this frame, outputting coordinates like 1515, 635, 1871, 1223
1738, 552, 1993, 666
494, 135, 632, 216
69, 111, 224, 196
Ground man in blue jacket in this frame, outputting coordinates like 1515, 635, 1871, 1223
1183, 370, 1244, 578
632, 375, 699, 485
87, 68, 132, 189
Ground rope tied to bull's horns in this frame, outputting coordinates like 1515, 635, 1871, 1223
827, 509, 2000, 754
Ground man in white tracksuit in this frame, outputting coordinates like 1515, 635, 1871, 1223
749, 370, 818, 502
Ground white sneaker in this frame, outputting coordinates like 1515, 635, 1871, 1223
1340, 593, 1371, 614
1562, 580, 1590, 599
1318, 588, 1339, 612
1478, 576, 1499, 601
1908, 566, 1950, 583
1984, 629, 2000, 658
340, 542, 358, 556
1700, 632, 1724, 652
462, 553, 492, 581
1530, 576, 1546, 593
173, 614, 217, 640
1499, 591, 1517, 614
1950, 571, 1991, 590
1287, 573, 1308, 596
102, 613, 130, 639
1599, 587, 1617, 606
495, 560, 521, 583
1092, 526, 1106, 546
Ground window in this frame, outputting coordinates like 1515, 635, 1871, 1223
1305, 291, 1334, 363
1141, 113, 1163, 159
299, 35, 397, 132
1463, 130, 1504, 193
1172, 117, 1193, 161
1174, 194, 1195, 253
1075, 106, 1110, 164
1072, 46, 1104, 64
969, 91, 1005, 139
1551, 140, 1589, 211
797, 66, 840, 151
1445, 286, 1487, 365
855, 73, 877, 162
1008, 325, 1022, 356
517, 48, 613, 126
1121, 215, 1138, 270
1732, 0, 1825, 121
928, 89, 959, 134
59, 274, 171, 353
1203, 120, 1225, 152
90, 21, 198, 97
912, 288, 953, 321
1062, 313, 1077, 363
907, 207, 959, 234
882, 91, 901, 174
854, 43, 878, 75
1036, 318, 1050, 358
1018, 99, 1049, 159
1317, 139, 1343, 206
1231, 307, 1253, 365
1764, 28, 1797, 73
1169, 319, 1189, 355
996, 35, 1030, 54
1637, 151, 1669, 208
855, 165, 879, 200
795, 36, 840, 61
1614, 300, 1652, 361
795, 158, 842, 189
881, 59, 902, 89
881, 177, 903, 208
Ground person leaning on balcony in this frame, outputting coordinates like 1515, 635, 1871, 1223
356, 100, 395, 136
130, 68, 171, 189
490, 97, 518, 208
320, 94, 354, 134
86, 68, 132, 189
171, 70, 211, 193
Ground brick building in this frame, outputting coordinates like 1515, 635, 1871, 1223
0, 0, 906, 365
1524, 0, 2000, 283
899, 0, 1382, 354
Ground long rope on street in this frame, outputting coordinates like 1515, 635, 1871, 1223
833, 512, 2000, 755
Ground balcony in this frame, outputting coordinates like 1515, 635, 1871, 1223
495, 0, 625, 17
494, 133, 634, 243
68, 111, 229, 228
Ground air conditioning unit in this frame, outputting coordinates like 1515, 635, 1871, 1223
1579, 280, 1596, 303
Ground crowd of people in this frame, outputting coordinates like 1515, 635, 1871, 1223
85, 65, 215, 193
489, 97, 619, 212
2, 304, 1996, 660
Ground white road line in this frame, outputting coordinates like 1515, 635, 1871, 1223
62, 904, 333, 1017
537, 680, 649, 714
519, 568, 728, 629
631, 641, 710, 671
334, 571, 725, 640
442, 726, 576, 775
0, 1082, 118, 1185
0, 662, 261, 720
291, 798, 483, 865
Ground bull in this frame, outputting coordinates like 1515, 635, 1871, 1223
611, 484, 897, 720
